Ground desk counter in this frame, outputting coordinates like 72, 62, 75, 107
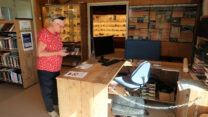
57, 60, 124, 117
57, 60, 193, 117
124, 60, 192, 80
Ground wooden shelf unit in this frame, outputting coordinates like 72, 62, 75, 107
191, 15, 208, 81
127, 4, 198, 61
0, 19, 38, 88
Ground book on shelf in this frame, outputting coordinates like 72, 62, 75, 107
205, 66, 208, 79
141, 94, 156, 100
0, 52, 19, 68
192, 64, 206, 74
0, 36, 17, 50
0, 23, 15, 32
140, 83, 156, 99
0, 68, 22, 84
205, 66, 208, 72
205, 71, 208, 78
193, 56, 208, 66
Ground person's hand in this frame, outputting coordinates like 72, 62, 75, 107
58, 49, 69, 56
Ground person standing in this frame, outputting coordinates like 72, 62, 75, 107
37, 14, 69, 117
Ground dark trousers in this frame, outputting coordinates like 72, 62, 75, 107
38, 70, 60, 112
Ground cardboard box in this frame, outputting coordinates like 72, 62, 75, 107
159, 91, 174, 102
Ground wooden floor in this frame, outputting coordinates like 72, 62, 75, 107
0, 82, 175, 117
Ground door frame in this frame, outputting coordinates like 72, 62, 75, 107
87, 1, 129, 58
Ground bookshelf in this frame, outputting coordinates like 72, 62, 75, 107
128, 4, 197, 42
41, 3, 88, 67
127, 4, 198, 61
191, 16, 208, 82
0, 19, 37, 88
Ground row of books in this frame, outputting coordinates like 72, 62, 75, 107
0, 52, 20, 68
192, 56, 208, 80
140, 83, 156, 99
0, 36, 17, 50
0, 23, 15, 32
0, 68, 22, 84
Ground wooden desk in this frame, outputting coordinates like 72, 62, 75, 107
56, 60, 124, 117
125, 60, 192, 80
109, 60, 192, 104
57, 60, 194, 117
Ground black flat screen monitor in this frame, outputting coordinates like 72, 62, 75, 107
93, 36, 114, 62
125, 40, 161, 60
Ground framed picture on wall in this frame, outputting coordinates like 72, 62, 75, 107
21, 32, 33, 51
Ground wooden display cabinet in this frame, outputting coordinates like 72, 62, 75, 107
93, 14, 127, 37
42, 3, 88, 67
0, 19, 37, 88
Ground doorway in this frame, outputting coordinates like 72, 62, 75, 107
88, 2, 128, 59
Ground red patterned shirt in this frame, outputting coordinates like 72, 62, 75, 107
37, 28, 63, 72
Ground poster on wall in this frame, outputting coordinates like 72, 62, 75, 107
21, 32, 33, 51
19, 20, 31, 31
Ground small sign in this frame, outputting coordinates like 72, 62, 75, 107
21, 32, 33, 51
19, 20, 31, 31
64, 71, 88, 78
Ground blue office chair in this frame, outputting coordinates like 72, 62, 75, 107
114, 61, 150, 88
111, 61, 151, 117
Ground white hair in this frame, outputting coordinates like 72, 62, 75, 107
53, 19, 65, 24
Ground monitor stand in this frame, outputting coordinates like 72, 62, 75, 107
98, 55, 109, 63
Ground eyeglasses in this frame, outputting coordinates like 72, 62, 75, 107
54, 16, 66, 20
56, 23, 65, 29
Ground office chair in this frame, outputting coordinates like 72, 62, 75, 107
111, 61, 151, 117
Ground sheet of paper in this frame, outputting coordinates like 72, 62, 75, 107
75, 63, 93, 69
64, 71, 88, 78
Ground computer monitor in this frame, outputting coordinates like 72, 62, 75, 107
125, 40, 161, 60
93, 36, 115, 62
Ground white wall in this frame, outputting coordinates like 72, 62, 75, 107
0, 0, 14, 8
0, 0, 32, 19
15, 0, 32, 19
0, 0, 15, 18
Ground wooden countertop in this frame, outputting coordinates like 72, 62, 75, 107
58, 59, 193, 86
57, 60, 124, 85
123, 60, 192, 80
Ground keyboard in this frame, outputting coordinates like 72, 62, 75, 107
102, 59, 120, 66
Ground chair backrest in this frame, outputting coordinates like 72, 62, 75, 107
131, 61, 151, 86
